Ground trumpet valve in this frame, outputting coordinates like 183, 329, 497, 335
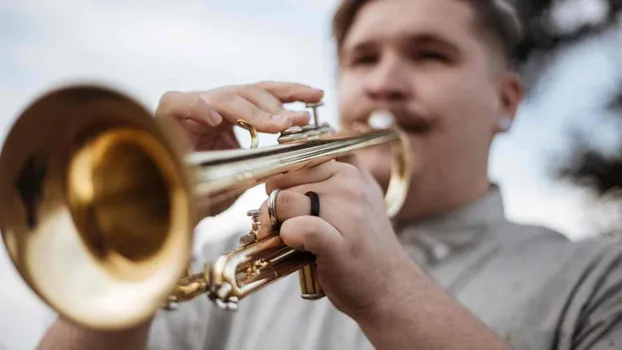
305, 102, 324, 127
278, 132, 306, 144
239, 209, 261, 246
280, 126, 304, 135
277, 101, 333, 144
278, 123, 335, 144
277, 102, 335, 144
207, 281, 239, 311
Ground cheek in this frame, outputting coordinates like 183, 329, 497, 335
419, 71, 497, 137
337, 74, 366, 126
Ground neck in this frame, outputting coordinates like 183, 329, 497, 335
394, 172, 491, 224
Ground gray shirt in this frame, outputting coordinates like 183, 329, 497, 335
148, 186, 622, 349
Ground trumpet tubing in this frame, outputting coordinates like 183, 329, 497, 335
0, 84, 411, 330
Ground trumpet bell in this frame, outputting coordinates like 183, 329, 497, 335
0, 83, 412, 331
0, 86, 194, 329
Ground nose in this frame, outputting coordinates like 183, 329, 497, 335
365, 54, 411, 102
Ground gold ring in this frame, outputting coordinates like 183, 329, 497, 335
268, 189, 280, 228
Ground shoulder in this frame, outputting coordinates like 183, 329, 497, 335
490, 220, 568, 245
493, 219, 619, 260
495, 222, 622, 349
547, 236, 622, 349
488, 220, 621, 282
483, 222, 622, 349
484, 221, 574, 269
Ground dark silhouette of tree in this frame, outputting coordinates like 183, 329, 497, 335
509, 0, 622, 197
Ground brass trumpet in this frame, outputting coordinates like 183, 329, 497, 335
0, 84, 411, 331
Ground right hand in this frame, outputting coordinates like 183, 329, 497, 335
155, 81, 324, 152
154, 81, 324, 213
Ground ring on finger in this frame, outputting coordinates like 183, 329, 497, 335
268, 189, 281, 229
305, 191, 320, 217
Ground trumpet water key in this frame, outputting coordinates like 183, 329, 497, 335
0, 84, 412, 330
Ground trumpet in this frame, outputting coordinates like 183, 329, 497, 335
0, 84, 411, 331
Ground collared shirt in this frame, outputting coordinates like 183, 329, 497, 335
148, 186, 622, 350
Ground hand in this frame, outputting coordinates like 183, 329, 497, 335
257, 159, 419, 321
155, 81, 323, 151
154, 81, 324, 213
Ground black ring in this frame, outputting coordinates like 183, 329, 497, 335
305, 191, 320, 217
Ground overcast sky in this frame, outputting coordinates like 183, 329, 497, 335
0, 1, 620, 348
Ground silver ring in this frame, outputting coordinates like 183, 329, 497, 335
268, 189, 281, 228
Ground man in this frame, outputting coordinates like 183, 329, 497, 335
37, 0, 622, 349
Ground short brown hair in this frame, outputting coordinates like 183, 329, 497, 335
332, 0, 523, 66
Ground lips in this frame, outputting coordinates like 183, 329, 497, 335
400, 120, 431, 134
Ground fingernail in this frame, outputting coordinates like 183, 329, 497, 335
296, 111, 311, 119
207, 111, 223, 126
287, 111, 310, 123
271, 114, 291, 124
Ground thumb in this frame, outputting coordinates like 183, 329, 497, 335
279, 216, 344, 258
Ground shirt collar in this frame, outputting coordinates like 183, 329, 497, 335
393, 184, 507, 264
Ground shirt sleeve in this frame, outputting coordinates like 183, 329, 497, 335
554, 241, 622, 350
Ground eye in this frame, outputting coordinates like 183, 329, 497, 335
348, 53, 379, 67
412, 50, 450, 63
347, 50, 380, 67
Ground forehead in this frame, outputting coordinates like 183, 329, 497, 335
342, 0, 480, 52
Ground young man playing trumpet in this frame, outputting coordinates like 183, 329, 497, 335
38, 0, 622, 349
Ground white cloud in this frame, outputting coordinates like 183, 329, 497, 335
0, 0, 339, 126
551, 0, 611, 34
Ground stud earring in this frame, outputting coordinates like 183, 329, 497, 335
498, 117, 513, 132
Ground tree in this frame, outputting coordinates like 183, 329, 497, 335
510, 0, 622, 198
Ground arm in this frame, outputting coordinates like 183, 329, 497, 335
356, 261, 509, 350
37, 317, 152, 350
261, 160, 510, 350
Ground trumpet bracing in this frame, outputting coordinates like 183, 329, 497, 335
0, 84, 411, 330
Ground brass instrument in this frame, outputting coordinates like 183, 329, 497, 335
0, 84, 411, 331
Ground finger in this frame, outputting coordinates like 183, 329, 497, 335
156, 91, 224, 127
334, 154, 375, 181
255, 190, 314, 238
257, 81, 324, 104
201, 93, 293, 133
279, 216, 343, 257
237, 85, 311, 125
265, 160, 340, 194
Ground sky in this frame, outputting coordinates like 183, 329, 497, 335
0, 1, 620, 349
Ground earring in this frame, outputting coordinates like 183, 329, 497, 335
498, 117, 513, 132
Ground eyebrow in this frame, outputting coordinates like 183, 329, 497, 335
343, 31, 462, 57
403, 32, 461, 56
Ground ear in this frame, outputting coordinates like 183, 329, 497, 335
495, 72, 524, 133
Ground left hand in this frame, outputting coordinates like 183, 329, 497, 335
257, 158, 419, 321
